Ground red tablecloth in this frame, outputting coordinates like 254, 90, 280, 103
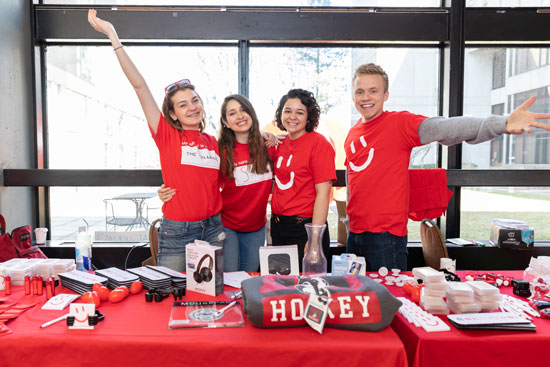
388, 271, 550, 367
1, 283, 406, 367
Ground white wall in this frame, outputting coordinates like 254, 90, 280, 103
0, 0, 35, 231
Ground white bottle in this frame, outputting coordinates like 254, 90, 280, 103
75, 226, 92, 271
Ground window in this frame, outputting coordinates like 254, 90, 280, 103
513, 49, 540, 76
46, 45, 238, 238
492, 49, 505, 90
464, 48, 550, 169
249, 46, 440, 170
250, 46, 440, 240
464, 48, 550, 240
460, 187, 550, 241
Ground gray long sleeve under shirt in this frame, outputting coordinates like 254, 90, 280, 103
418, 115, 508, 146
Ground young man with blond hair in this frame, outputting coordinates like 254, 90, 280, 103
345, 63, 550, 271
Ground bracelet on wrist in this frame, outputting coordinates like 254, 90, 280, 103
113, 45, 124, 51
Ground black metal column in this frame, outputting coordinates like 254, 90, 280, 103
445, 0, 465, 239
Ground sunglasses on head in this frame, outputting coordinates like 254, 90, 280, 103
164, 78, 191, 94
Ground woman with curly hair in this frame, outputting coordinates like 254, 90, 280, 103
270, 89, 336, 266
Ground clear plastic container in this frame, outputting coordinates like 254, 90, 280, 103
446, 282, 474, 297
412, 266, 446, 283
446, 293, 475, 304
7, 262, 34, 285
466, 280, 500, 297
446, 299, 482, 314
478, 300, 499, 312
51, 259, 76, 278
420, 299, 450, 315
425, 281, 447, 291
422, 287, 447, 298
474, 293, 502, 303
33, 259, 59, 279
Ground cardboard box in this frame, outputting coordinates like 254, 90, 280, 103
490, 223, 534, 249
186, 241, 224, 296
259, 245, 299, 276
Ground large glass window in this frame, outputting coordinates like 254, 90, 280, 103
250, 47, 440, 241
464, 47, 550, 240
46, 45, 238, 238
50, 186, 164, 241
463, 48, 550, 169
47, 45, 238, 169
460, 187, 550, 241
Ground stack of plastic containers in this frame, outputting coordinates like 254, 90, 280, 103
6, 261, 34, 285
467, 280, 501, 312
51, 259, 76, 278
446, 281, 481, 313
412, 267, 449, 315
34, 259, 62, 279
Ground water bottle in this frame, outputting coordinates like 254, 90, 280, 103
75, 226, 92, 271
302, 223, 327, 275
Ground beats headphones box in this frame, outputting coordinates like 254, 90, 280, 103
186, 240, 224, 296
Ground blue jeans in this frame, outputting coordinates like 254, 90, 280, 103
223, 225, 265, 272
346, 231, 408, 271
157, 213, 224, 272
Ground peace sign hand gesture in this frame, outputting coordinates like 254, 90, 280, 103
506, 96, 550, 134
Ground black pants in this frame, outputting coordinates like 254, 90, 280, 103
270, 215, 330, 271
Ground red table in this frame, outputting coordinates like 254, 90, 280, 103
388, 271, 550, 367
1, 283, 406, 367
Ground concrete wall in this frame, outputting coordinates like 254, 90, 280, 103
0, 0, 35, 231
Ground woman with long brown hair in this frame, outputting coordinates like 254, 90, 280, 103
160, 94, 275, 272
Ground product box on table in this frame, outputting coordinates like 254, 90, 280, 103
331, 253, 366, 276
186, 240, 223, 296
489, 219, 534, 249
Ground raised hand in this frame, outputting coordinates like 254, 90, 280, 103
88, 9, 118, 40
506, 96, 550, 134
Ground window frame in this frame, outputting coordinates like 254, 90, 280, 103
4, 3, 550, 240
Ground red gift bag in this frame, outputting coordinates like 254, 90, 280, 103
0, 215, 19, 262
0, 215, 47, 261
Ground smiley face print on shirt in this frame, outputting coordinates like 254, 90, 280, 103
346, 135, 374, 172
233, 162, 273, 187
274, 154, 294, 190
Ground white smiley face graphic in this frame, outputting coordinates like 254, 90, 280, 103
274, 154, 294, 190
348, 135, 374, 172
69, 303, 95, 329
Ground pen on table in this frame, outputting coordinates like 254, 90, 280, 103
41, 314, 69, 328
230, 290, 242, 300
214, 301, 237, 317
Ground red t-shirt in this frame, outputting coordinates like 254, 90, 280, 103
220, 143, 276, 232
344, 111, 426, 236
151, 114, 222, 222
272, 132, 336, 217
